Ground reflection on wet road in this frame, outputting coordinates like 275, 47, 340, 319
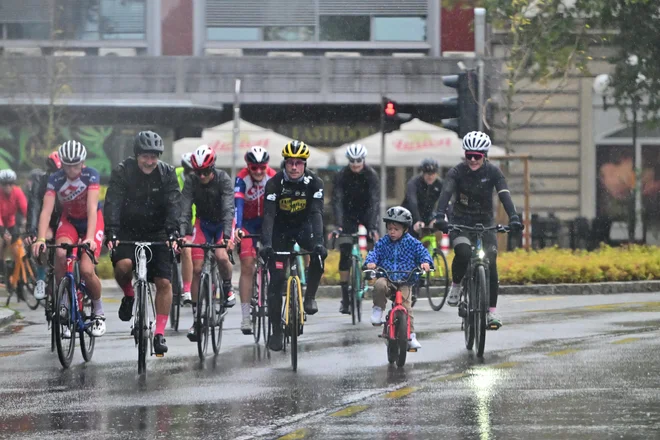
1, 290, 660, 439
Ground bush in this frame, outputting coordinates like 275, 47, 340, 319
319, 245, 660, 285
96, 254, 114, 279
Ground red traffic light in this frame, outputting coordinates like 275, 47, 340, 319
384, 101, 397, 117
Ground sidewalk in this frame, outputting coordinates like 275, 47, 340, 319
0, 306, 17, 328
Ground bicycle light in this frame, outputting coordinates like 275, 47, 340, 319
478, 249, 486, 260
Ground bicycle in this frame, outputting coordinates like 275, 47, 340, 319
331, 232, 369, 325
179, 242, 233, 360
241, 234, 269, 344
415, 227, 450, 311
114, 241, 171, 374
169, 252, 183, 331
364, 267, 424, 368
4, 236, 40, 310
45, 243, 98, 369
449, 223, 510, 358
270, 248, 323, 372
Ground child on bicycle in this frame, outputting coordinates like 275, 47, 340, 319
365, 206, 432, 350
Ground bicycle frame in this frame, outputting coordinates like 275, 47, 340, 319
62, 246, 92, 334
284, 254, 305, 328
293, 242, 307, 285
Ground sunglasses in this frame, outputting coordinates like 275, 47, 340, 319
348, 158, 364, 164
285, 159, 305, 167
465, 152, 485, 161
195, 168, 213, 177
248, 164, 267, 172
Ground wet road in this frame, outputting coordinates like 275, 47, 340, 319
1, 289, 660, 439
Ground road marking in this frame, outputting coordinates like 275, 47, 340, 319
278, 428, 309, 440
433, 372, 467, 382
330, 405, 369, 417
104, 298, 120, 304
384, 386, 419, 399
612, 337, 640, 345
490, 361, 519, 369
547, 348, 580, 357
513, 297, 565, 303
0, 351, 24, 357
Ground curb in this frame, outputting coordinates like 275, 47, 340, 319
99, 279, 660, 297
0, 308, 18, 329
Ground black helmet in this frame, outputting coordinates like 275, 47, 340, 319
134, 131, 164, 156
420, 158, 439, 174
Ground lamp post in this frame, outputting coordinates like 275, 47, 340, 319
593, 73, 642, 243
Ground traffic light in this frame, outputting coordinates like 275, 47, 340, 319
381, 96, 402, 134
441, 70, 479, 138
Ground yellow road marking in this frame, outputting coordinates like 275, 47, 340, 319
104, 298, 120, 304
0, 351, 24, 357
278, 428, 309, 440
384, 386, 419, 399
547, 348, 580, 357
330, 405, 369, 417
612, 337, 640, 345
513, 297, 565, 303
490, 361, 519, 369
433, 372, 467, 382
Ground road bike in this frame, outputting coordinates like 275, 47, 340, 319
415, 227, 450, 311
169, 252, 183, 331
242, 234, 269, 344
331, 232, 369, 324
4, 236, 39, 310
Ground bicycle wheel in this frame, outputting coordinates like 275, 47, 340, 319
260, 268, 269, 345
47, 268, 56, 353
289, 277, 299, 372
350, 259, 357, 325
137, 281, 148, 375
463, 279, 474, 351
395, 310, 408, 367
80, 292, 95, 362
22, 258, 40, 310
196, 273, 210, 360
475, 265, 488, 358
427, 251, 450, 311
211, 275, 224, 355
355, 267, 362, 323
170, 261, 181, 331
251, 267, 261, 343
54, 277, 75, 369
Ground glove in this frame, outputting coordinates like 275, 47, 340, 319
104, 232, 118, 248
367, 230, 379, 240
509, 215, 524, 232
433, 218, 449, 233
330, 228, 342, 239
313, 244, 328, 260
259, 246, 274, 262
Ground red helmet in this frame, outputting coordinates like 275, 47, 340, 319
46, 151, 62, 172
191, 145, 216, 170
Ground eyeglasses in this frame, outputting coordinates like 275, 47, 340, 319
348, 158, 364, 164
248, 164, 267, 172
465, 152, 485, 161
285, 159, 305, 168
195, 168, 213, 177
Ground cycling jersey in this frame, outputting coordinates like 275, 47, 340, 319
331, 165, 380, 232
176, 166, 196, 226
401, 174, 443, 224
180, 169, 234, 238
435, 161, 517, 224
46, 167, 100, 220
0, 186, 27, 229
261, 169, 324, 248
234, 166, 277, 229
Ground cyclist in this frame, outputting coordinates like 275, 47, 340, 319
176, 152, 195, 306
32, 141, 106, 338
0, 169, 27, 281
104, 131, 181, 355
233, 146, 276, 334
259, 140, 327, 352
402, 158, 444, 238
330, 143, 380, 315
433, 131, 523, 329
180, 144, 235, 342
26, 151, 62, 299
365, 206, 431, 350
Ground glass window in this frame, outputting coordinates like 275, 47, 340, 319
264, 26, 314, 42
206, 27, 260, 41
373, 17, 426, 41
53, 0, 146, 40
319, 16, 369, 41
6, 23, 51, 40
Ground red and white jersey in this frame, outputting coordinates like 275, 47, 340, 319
46, 167, 100, 220
234, 166, 277, 227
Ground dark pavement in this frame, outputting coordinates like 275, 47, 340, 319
1, 288, 660, 439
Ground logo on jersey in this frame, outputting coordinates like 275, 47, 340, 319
313, 189, 323, 199
59, 181, 87, 202
279, 198, 306, 213
245, 185, 265, 200
303, 176, 311, 185
266, 193, 277, 201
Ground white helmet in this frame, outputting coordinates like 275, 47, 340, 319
245, 146, 270, 164
0, 169, 17, 184
181, 152, 193, 169
59, 140, 87, 165
346, 143, 367, 161
462, 131, 491, 153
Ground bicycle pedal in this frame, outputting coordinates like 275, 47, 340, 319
155, 353, 164, 358
488, 324, 501, 331
407, 348, 418, 353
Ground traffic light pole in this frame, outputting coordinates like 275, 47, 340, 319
379, 96, 387, 236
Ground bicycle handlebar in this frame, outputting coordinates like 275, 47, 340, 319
180, 242, 235, 265
448, 224, 510, 234
362, 267, 426, 285
45, 243, 98, 265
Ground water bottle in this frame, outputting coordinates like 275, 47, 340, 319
77, 289, 84, 312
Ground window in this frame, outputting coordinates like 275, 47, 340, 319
5, 23, 51, 40
264, 26, 314, 42
207, 27, 260, 41
373, 17, 426, 41
319, 16, 370, 41
54, 0, 146, 40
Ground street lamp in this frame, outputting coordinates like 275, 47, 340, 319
592, 73, 642, 243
